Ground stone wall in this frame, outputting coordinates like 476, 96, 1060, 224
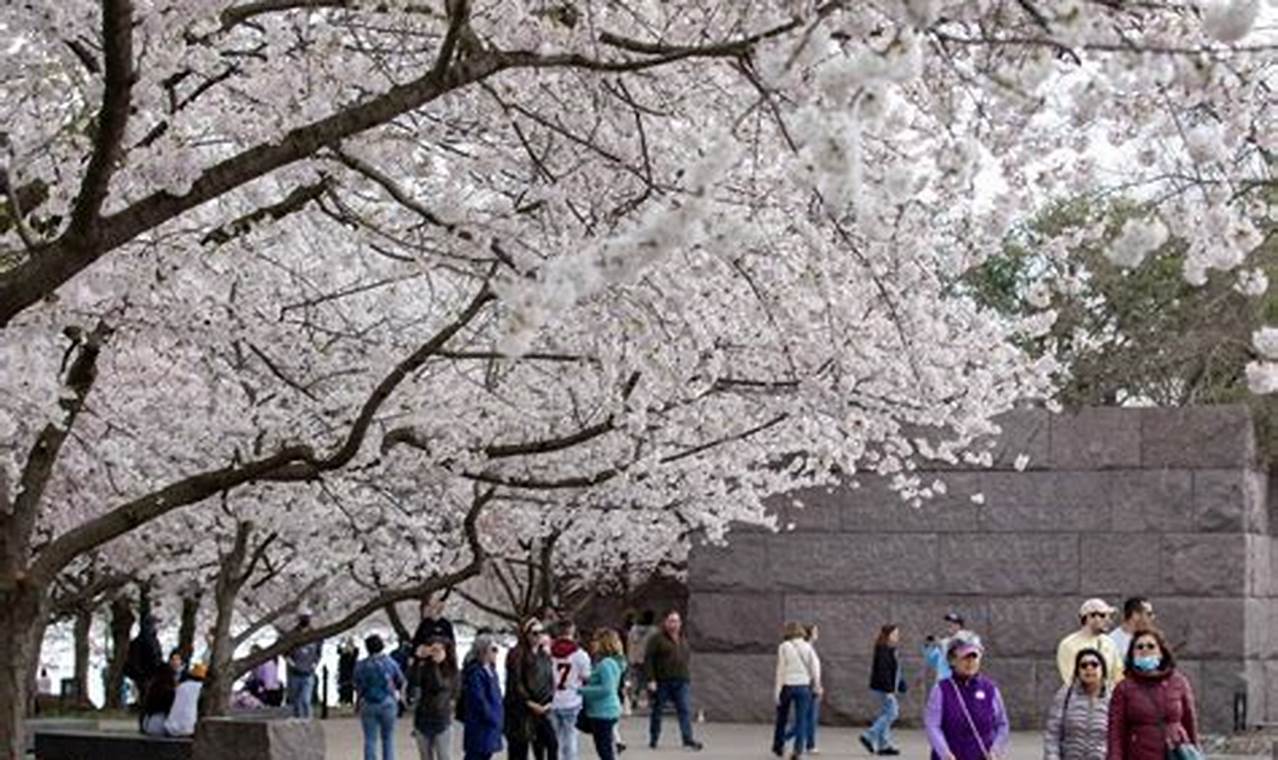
686, 405, 1275, 734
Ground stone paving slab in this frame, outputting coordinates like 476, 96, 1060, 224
315, 716, 1264, 760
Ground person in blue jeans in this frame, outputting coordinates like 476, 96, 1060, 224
643, 611, 703, 751
783, 624, 822, 754
772, 622, 820, 759
286, 613, 323, 719
355, 633, 407, 760
860, 624, 906, 756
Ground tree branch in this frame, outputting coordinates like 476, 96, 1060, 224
10, 322, 113, 565
0, 52, 505, 327
228, 486, 492, 677
67, 0, 134, 241
27, 445, 314, 586
200, 179, 331, 247
29, 278, 492, 585
454, 587, 521, 624
231, 575, 326, 648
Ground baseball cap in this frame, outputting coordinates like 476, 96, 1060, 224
1079, 598, 1116, 617
943, 612, 965, 625
947, 632, 983, 658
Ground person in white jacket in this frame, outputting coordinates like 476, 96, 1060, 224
164, 662, 206, 737
772, 622, 821, 759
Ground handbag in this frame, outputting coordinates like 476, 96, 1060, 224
576, 710, 593, 733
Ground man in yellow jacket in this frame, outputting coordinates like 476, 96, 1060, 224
1055, 598, 1123, 685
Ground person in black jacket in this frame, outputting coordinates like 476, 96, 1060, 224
504, 618, 557, 760
860, 624, 906, 757
124, 614, 164, 705
337, 637, 359, 706
410, 634, 459, 760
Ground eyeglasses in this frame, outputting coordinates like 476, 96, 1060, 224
1078, 661, 1102, 670
1086, 612, 1109, 619
1133, 642, 1159, 652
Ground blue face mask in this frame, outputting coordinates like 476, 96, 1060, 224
1133, 655, 1160, 672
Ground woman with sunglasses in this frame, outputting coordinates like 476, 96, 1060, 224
924, 634, 1010, 760
505, 619, 558, 760
1106, 629, 1199, 760
1043, 648, 1110, 760
461, 633, 505, 760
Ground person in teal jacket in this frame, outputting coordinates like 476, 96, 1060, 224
580, 629, 628, 760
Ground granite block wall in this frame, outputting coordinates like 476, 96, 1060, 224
687, 405, 1274, 734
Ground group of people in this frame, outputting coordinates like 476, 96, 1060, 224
341, 600, 703, 760
767, 595, 1198, 760
1043, 597, 1198, 760
123, 615, 206, 738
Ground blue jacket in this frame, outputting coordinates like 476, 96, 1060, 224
580, 656, 626, 720
924, 642, 951, 682
462, 661, 504, 755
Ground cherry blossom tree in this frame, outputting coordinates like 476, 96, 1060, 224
2, 1, 1276, 754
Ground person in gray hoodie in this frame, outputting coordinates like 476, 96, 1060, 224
1043, 647, 1111, 760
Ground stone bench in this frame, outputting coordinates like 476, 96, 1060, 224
22, 719, 97, 755
33, 717, 323, 760
192, 717, 324, 760
34, 729, 193, 760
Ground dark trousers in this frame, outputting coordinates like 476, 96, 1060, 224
773, 685, 813, 757
589, 717, 618, 760
507, 715, 557, 760
649, 680, 695, 747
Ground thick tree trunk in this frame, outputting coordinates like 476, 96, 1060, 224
104, 596, 134, 710
199, 592, 237, 720
72, 608, 92, 707
0, 583, 48, 760
177, 594, 201, 662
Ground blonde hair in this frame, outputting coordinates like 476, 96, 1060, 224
594, 628, 624, 658
783, 621, 807, 641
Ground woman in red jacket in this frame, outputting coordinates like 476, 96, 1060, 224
1106, 629, 1199, 760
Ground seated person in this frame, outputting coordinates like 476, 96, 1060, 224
163, 662, 207, 737
140, 668, 178, 736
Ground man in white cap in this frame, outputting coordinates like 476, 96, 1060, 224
1055, 598, 1122, 685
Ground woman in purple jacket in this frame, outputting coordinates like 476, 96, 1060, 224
924, 635, 1010, 760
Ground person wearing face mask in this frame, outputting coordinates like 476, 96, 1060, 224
923, 634, 1010, 760
1043, 648, 1111, 760
1106, 629, 1200, 760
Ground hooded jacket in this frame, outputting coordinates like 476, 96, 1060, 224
550, 638, 591, 711
1107, 668, 1197, 760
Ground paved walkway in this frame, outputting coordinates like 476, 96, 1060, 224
323, 716, 1043, 759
